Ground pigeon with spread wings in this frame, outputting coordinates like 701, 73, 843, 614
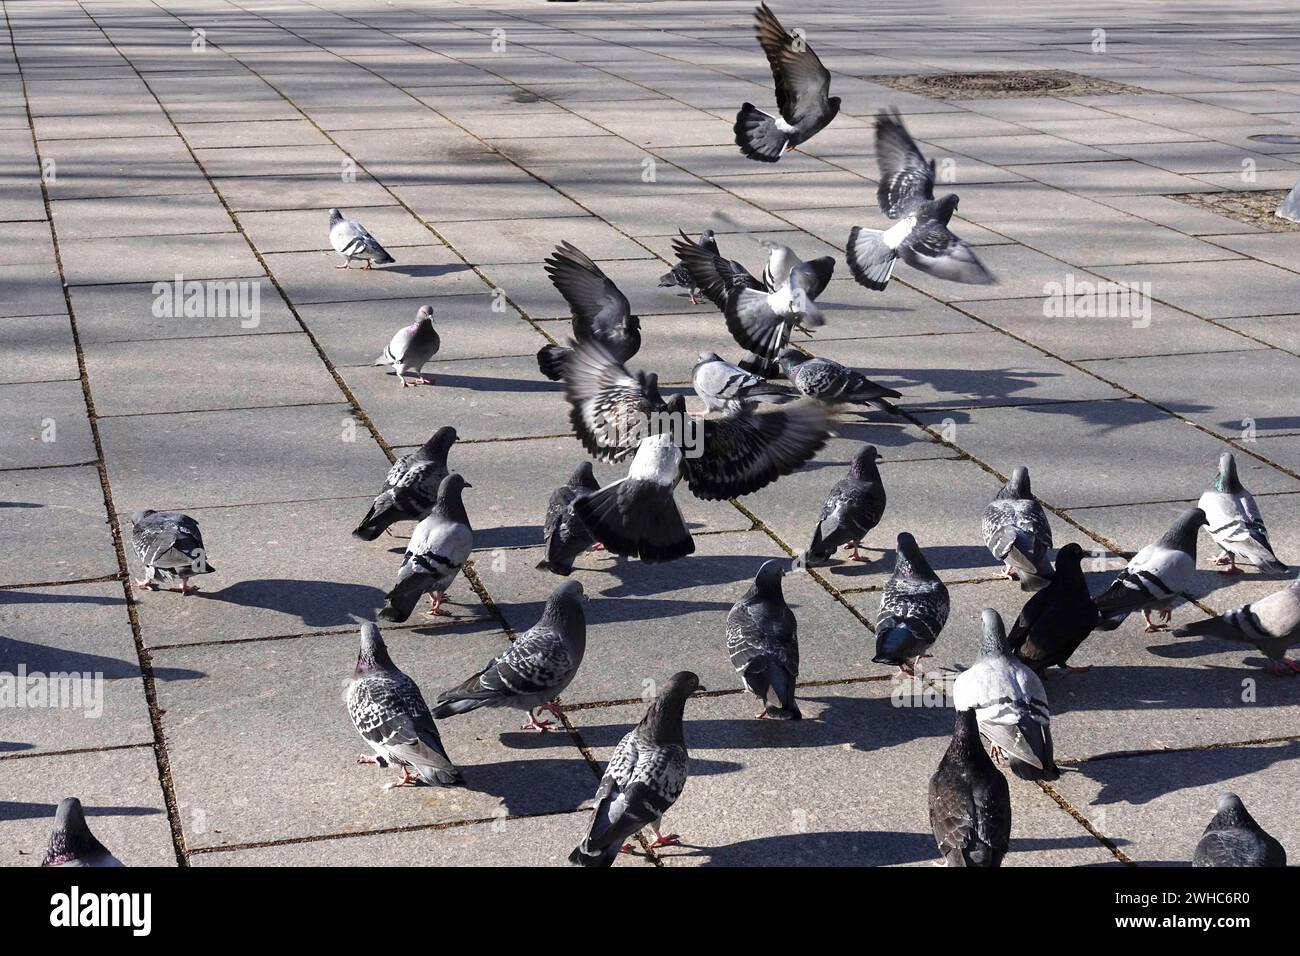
536, 242, 642, 381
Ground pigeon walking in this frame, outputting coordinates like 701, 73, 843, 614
569, 671, 701, 866
375, 305, 439, 387
536, 242, 641, 381
1094, 508, 1206, 633
658, 230, 720, 303
353, 425, 458, 540
129, 510, 214, 595
802, 444, 886, 565
1199, 452, 1286, 574
1192, 793, 1287, 867
40, 798, 123, 867
874, 532, 950, 673
846, 109, 994, 291
431, 580, 587, 732
537, 461, 603, 576
953, 609, 1058, 781
727, 560, 800, 719
379, 473, 473, 622
733, 4, 840, 163
329, 207, 395, 269
929, 708, 1012, 868
982, 466, 1053, 590
778, 348, 901, 413
1008, 543, 1101, 675
692, 351, 797, 412
1173, 576, 1300, 675
347, 623, 463, 789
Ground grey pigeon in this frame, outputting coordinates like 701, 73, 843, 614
929, 708, 1012, 868
692, 350, 797, 412
658, 230, 720, 303
129, 509, 213, 595
1199, 452, 1286, 574
761, 240, 835, 301
727, 560, 800, 719
347, 623, 463, 789
537, 461, 603, 576
329, 207, 395, 269
1173, 575, 1300, 675
953, 609, 1058, 781
1008, 543, 1101, 675
846, 109, 994, 291
1192, 793, 1286, 867
536, 242, 641, 381
1277, 178, 1300, 223
569, 671, 700, 866
778, 348, 901, 413
725, 271, 825, 364
803, 444, 886, 565
874, 532, 950, 673
431, 580, 587, 732
671, 229, 766, 313
379, 473, 473, 622
41, 797, 123, 867
375, 305, 439, 387
1094, 508, 1206, 632
981, 466, 1053, 591
734, 4, 839, 163
353, 425, 457, 540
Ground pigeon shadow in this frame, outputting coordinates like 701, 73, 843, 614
0, 589, 127, 608
596, 553, 775, 597
382, 263, 472, 280
0, 800, 162, 823
456, 754, 597, 815
0, 741, 34, 753
423, 372, 563, 394
199, 579, 389, 629
1073, 740, 1300, 806
471, 525, 542, 550
494, 594, 735, 632
0, 637, 203, 683
0, 501, 44, 509
821, 543, 1000, 581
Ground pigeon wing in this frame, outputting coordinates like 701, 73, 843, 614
682, 400, 829, 500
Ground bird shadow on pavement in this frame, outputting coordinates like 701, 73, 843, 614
197, 579, 389, 629
0, 501, 44, 509
595, 553, 776, 596
455, 754, 599, 814
0, 588, 126, 608
819, 543, 998, 580
1043, 663, 1299, 717
421, 372, 563, 394
382, 263, 472, 280
0, 637, 203, 683
472, 525, 542, 550
1071, 740, 1300, 806
0, 800, 161, 823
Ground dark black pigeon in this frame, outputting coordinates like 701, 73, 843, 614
778, 348, 901, 414
803, 444, 886, 565
929, 708, 1012, 867
537, 461, 603, 576
874, 532, 949, 673
41, 798, 122, 867
981, 466, 1053, 591
129, 509, 214, 594
1193, 793, 1286, 867
1094, 508, 1206, 632
1173, 575, 1300, 675
353, 426, 458, 540
658, 229, 720, 303
536, 242, 641, 381
671, 229, 765, 313
1008, 543, 1101, 675
378, 473, 473, 622
727, 560, 800, 719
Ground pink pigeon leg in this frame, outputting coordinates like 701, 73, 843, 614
521, 709, 557, 732
648, 826, 680, 849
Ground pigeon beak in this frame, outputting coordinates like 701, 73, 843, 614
463, 482, 474, 489
694, 684, 708, 693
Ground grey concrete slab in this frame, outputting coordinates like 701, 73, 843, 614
68, 278, 301, 344
58, 233, 264, 286
235, 206, 438, 256
262, 245, 484, 304
0, 465, 117, 586
0, 380, 96, 469
435, 215, 652, 265
50, 192, 236, 241
0, 313, 78, 385
0, 263, 67, 319
1217, 314, 1300, 354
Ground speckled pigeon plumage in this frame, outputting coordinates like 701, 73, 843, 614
375, 305, 439, 387
1193, 793, 1286, 867
982, 466, 1053, 591
778, 348, 901, 413
1174, 575, 1300, 674
1008, 543, 1101, 674
329, 207, 394, 268
537, 461, 602, 576
803, 444, 886, 565
1198, 452, 1286, 574
536, 242, 641, 381
929, 708, 1011, 867
41, 798, 122, 867
353, 426, 458, 540
1094, 508, 1206, 632
692, 350, 797, 412
379, 473, 473, 622
727, 560, 800, 719
875, 532, 950, 672
130, 509, 213, 594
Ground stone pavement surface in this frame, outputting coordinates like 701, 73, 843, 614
2, 0, 1299, 867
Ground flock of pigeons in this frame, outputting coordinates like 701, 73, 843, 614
36, 4, 1298, 869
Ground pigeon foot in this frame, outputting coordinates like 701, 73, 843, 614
522, 710, 557, 732
383, 767, 420, 789
335, 262, 351, 269
648, 832, 680, 849
130, 578, 157, 591
362, 260, 374, 270
357, 754, 384, 766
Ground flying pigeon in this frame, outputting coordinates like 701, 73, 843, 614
129, 509, 214, 595
353, 425, 458, 540
1198, 452, 1286, 574
982, 466, 1054, 590
347, 623, 463, 789
1173, 575, 1300, 675
536, 242, 641, 381
431, 580, 587, 732
671, 229, 766, 313
375, 304, 439, 387
725, 271, 825, 364
40, 798, 123, 867
778, 348, 901, 414
329, 207, 395, 269
802, 443, 886, 565
561, 339, 830, 562
761, 240, 835, 301
733, 4, 840, 163
845, 109, 994, 291
953, 609, 1058, 781
658, 229, 720, 303
929, 708, 1012, 867
569, 670, 701, 866
537, 461, 604, 576
1007, 543, 1101, 675
692, 351, 798, 412
874, 532, 950, 673
727, 560, 800, 719
1192, 793, 1287, 867
379, 473, 473, 622
1277, 178, 1300, 223
1094, 508, 1206, 633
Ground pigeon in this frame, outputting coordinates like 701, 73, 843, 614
536, 242, 641, 381
1094, 508, 1207, 633
40, 798, 123, 867
129, 509, 214, 595
658, 229, 720, 303
928, 708, 1012, 868
982, 466, 1054, 590
352, 425, 458, 540
1192, 793, 1287, 867
778, 348, 902, 414
379, 473, 473, 622
733, 4, 840, 163
953, 609, 1058, 781
1173, 575, 1300, 675
727, 559, 800, 719
569, 671, 701, 866
692, 351, 798, 412
1008, 543, 1101, 675
1198, 452, 1286, 575
431, 580, 587, 732
561, 339, 830, 562
802, 443, 886, 565
329, 207, 395, 269
845, 109, 994, 291
375, 305, 439, 387
1277, 178, 1300, 223
347, 623, 463, 789
537, 461, 603, 576
671, 229, 766, 313
874, 532, 950, 673
725, 271, 826, 364
761, 239, 835, 302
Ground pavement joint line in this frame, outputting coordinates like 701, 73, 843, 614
1075, 345, 1272, 363
0, 573, 124, 591
1059, 732, 1300, 768
0, 458, 101, 474
1036, 780, 1135, 866
93, 399, 347, 420
0, 741, 156, 763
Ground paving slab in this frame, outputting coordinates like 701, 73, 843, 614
0, 313, 78, 385
0, 380, 96, 469
68, 278, 301, 344
0, 465, 116, 586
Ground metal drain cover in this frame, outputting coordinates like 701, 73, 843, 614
866, 69, 1146, 100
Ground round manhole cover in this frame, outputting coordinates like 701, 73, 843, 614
1248, 133, 1300, 145
915, 71, 1073, 96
